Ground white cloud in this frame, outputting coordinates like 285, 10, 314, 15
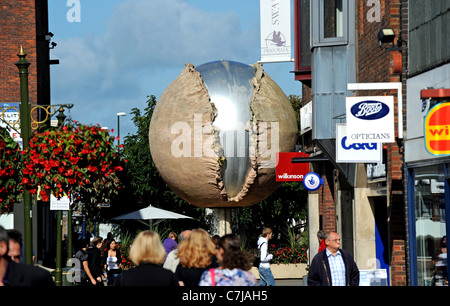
103, 0, 257, 68
51, 0, 259, 136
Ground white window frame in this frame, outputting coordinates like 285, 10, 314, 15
311, 0, 348, 47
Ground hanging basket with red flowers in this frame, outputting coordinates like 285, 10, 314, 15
21, 122, 124, 204
0, 127, 23, 214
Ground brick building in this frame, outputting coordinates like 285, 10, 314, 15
294, 0, 449, 286
0, 1, 51, 106
0, 0, 59, 267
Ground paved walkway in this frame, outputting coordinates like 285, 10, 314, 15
259, 278, 305, 286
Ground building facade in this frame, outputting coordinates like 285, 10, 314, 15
294, 0, 449, 286
404, 1, 450, 286
0, 0, 59, 267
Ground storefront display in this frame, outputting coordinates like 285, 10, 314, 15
410, 164, 447, 286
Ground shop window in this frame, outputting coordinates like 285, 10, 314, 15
414, 164, 447, 286
293, 0, 311, 83
311, 0, 348, 47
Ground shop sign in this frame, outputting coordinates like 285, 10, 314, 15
336, 123, 382, 163
259, 0, 292, 63
424, 102, 450, 155
50, 195, 70, 210
300, 102, 312, 135
0, 102, 22, 147
303, 172, 323, 191
367, 162, 386, 180
359, 269, 388, 286
276, 152, 309, 181
346, 96, 395, 143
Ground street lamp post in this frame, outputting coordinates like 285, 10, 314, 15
117, 112, 126, 149
14, 47, 75, 283
15, 46, 33, 265
55, 108, 67, 286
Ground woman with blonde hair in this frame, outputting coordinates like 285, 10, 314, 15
114, 231, 179, 286
175, 228, 219, 286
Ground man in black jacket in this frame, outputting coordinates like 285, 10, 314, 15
308, 231, 359, 286
86, 236, 104, 286
0, 226, 54, 286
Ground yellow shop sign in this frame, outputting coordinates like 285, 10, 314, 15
425, 102, 450, 155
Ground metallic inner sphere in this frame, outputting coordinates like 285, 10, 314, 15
196, 60, 254, 198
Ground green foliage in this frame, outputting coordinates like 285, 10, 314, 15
116, 225, 171, 270
288, 94, 302, 143
288, 94, 302, 124
117, 230, 134, 270
232, 181, 308, 248
0, 127, 23, 213
121, 95, 157, 205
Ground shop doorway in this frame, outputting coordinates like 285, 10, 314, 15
374, 197, 390, 284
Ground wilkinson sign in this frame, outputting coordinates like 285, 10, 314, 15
346, 96, 395, 143
275, 152, 309, 182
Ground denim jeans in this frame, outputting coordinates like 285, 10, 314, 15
259, 267, 276, 286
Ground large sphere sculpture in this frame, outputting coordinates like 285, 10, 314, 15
149, 60, 298, 208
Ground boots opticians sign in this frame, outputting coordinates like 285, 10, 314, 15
346, 96, 395, 143
424, 102, 450, 155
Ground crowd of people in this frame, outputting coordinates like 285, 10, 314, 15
70, 227, 280, 286
0, 224, 276, 287
115, 228, 260, 286
0, 223, 364, 287
73, 233, 123, 286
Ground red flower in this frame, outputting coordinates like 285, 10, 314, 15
87, 165, 97, 172
11, 122, 125, 212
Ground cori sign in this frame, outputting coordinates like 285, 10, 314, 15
346, 96, 395, 143
336, 123, 382, 163
424, 102, 450, 155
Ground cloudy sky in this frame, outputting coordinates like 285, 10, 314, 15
48, 0, 301, 139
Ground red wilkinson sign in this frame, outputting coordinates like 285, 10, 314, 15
276, 152, 310, 182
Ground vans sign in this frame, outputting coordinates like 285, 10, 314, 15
346, 96, 395, 143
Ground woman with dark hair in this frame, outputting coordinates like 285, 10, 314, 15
103, 239, 122, 286
199, 234, 257, 286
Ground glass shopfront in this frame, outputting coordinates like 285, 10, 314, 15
408, 163, 449, 286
